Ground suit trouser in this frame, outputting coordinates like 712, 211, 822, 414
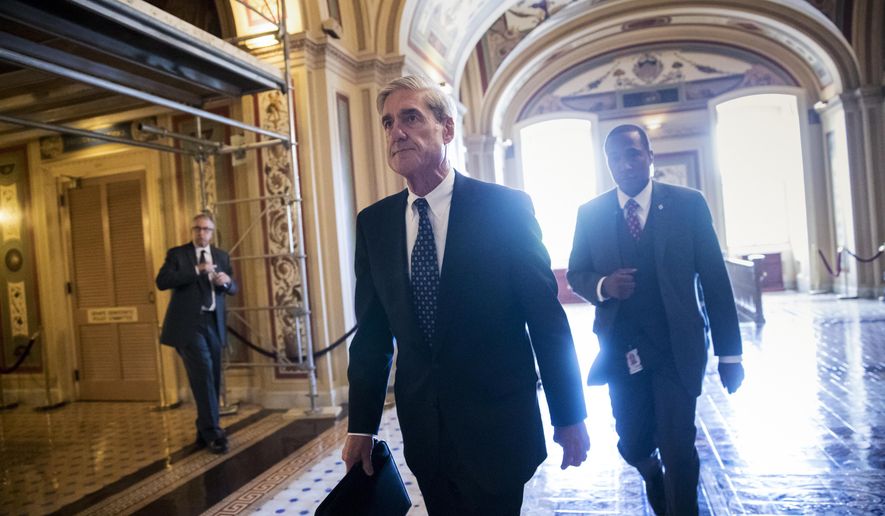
414, 419, 525, 516
176, 311, 224, 442
608, 364, 699, 516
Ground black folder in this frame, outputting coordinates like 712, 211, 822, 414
315, 439, 412, 516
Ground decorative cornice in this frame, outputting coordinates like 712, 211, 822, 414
851, 85, 885, 101
463, 133, 498, 153
838, 85, 885, 111
283, 33, 404, 85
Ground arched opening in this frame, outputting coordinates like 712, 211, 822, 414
462, 0, 861, 294
517, 117, 597, 301
713, 93, 810, 291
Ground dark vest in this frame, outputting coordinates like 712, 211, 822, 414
611, 205, 673, 372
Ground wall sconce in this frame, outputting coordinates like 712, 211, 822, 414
644, 119, 663, 131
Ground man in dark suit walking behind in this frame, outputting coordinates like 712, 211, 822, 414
342, 75, 590, 515
157, 212, 237, 454
568, 124, 745, 515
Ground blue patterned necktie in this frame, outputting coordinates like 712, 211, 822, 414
625, 198, 642, 240
411, 198, 439, 344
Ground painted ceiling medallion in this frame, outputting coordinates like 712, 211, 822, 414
634, 53, 664, 83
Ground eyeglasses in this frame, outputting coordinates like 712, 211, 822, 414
192, 226, 215, 233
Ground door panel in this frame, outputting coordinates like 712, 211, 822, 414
68, 173, 158, 400
70, 185, 111, 308
107, 180, 151, 306
78, 324, 118, 382
120, 323, 159, 380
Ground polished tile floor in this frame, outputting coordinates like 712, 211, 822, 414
209, 292, 885, 515
1, 292, 883, 515
0, 400, 262, 515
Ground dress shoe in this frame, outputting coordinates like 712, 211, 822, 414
207, 437, 229, 454
195, 435, 207, 449
636, 456, 666, 515
644, 464, 666, 515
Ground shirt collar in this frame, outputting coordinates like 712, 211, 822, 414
617, 179, 653, 211
407, 169, 455, 216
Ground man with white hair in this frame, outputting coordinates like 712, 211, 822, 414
343, 75, 590, 515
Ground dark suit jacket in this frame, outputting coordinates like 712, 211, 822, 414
567, 181, 741, 396
348, 172, 586, 493
156, 242, 237, 348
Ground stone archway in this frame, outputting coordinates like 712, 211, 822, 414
476, 0, 860, 138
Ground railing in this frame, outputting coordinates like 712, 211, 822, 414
725, 257, 765, 324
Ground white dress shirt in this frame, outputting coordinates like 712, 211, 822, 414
617, 179, 653, 229
405, 170, 454, 277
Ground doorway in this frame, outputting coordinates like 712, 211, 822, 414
713, 93, 810, 290
65, 172, 159, 400
518, 117, 597, 303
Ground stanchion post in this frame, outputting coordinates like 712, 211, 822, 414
219, 346, 239, 416
34, 330, 66, 412
837, 247, 859, 300
0, 367, 20, 411
878, 244, 885, 302
151, 324, 181, 412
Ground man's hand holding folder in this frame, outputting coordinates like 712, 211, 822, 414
316, 439, 411, 516
343, 434, 375, 475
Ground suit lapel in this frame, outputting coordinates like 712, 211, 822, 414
600, 189, 623, 270
389, 191, 411, 304
383, 190, 422, 341
434, 172, 470, 349
650, 181, 672, 269
185, 242, 197, 268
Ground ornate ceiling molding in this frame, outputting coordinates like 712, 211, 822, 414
254, 34, 405, 86
476, 0, 861, 135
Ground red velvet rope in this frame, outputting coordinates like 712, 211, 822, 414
817, 245, 885, 277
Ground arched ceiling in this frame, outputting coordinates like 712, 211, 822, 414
518, 44, 799, 121
394, 0, 857, 95
396, 0, 519, 84
465, 0, 861, 135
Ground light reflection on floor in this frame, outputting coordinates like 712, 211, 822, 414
227, 292, 885, 515
2, 292, 883, 515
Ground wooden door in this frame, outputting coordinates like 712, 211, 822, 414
66, 172, 159, 400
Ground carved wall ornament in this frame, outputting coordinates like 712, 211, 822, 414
258, 89, 306, 376
8, 282, 28, 338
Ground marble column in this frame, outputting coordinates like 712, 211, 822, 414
464, 133, 499, 183
840, 86, 884, 298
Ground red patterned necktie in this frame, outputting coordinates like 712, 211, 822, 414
625, 198, 642, 240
